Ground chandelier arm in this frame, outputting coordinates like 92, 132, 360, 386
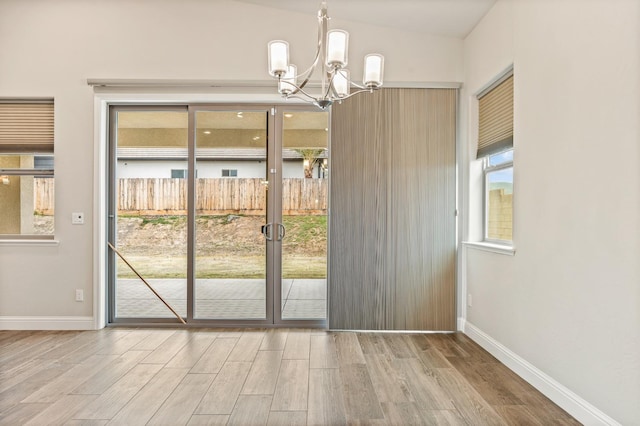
282, 94, 315, 103
283, 83, 321, 103
348, 80, 369, 90
323, 70, 337, 99
334, 87, 376, 103
282, 81, 377, 105
290, 7, 327, 95
329, 84, 339, 100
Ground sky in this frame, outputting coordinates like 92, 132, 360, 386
488, 149, 513, 188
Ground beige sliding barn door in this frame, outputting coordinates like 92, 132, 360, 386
329, 88, 457, 330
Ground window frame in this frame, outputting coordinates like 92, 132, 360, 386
483, 149, 513, 245
171, 169, 187, 179
0, 99, 55, 240
0, 157, 55, 240
221, 169, 238, 177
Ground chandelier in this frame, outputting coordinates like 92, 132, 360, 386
267, 1, 385, 110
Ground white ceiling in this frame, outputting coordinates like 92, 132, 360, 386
235, 0, 496, 38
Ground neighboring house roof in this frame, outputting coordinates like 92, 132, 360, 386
117, 147, 327, 160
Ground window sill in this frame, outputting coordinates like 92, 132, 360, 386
0, 239, 60, 247
463, 241, 515, 256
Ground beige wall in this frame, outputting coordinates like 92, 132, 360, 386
462, 0, 640, 423
0, 0, 463, 320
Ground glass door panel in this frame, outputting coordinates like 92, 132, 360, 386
280, 110, 329, 320
194, 110, 269, 319
113, 110, 188, 319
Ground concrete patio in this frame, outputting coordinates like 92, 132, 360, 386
115, 278, 326, 320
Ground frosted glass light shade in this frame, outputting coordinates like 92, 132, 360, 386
363, 54, 384, 87
326, 30, 349, 68
278, 64, 297, 95
333, 69, 350, 98
268, 40, 289, 77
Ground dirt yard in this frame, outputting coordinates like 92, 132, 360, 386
115, 214, 327, 279
116, 214, 326, 255
34, 213, 327, 278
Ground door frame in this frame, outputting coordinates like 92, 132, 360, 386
105, 103, 328, 328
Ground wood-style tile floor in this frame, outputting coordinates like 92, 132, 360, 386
0, 328, 579, 425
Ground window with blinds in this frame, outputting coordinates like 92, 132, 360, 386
0, 99, 55, 238
477, 74, 513, 158
477, 72, 513, 244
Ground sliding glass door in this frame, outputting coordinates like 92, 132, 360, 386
108, 104, 327, 327
109, 108, 189, 320
193, 109, 269, 320
279, 109, 329, 321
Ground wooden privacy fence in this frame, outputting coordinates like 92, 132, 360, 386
35, 178, 328, 215
34, 178, 55, 215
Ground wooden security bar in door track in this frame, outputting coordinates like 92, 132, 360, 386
108, 242, 186, 325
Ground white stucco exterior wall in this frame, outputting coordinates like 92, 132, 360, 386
116, 160, 316, 179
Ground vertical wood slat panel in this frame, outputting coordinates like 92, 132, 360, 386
329, 88, 456, 331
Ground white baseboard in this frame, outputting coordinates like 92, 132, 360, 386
457, 316, 466, 331
464, 321, 620, 426
0, 316, 96, 330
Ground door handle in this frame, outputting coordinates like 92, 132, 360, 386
261, 223, 273, 241
277, 223, 286, 241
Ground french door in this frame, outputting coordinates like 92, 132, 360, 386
107, 104, 328, 327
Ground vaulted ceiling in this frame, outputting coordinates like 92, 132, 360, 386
234, 0, 496, 38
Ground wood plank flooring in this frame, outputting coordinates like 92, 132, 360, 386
0, 329, 579, 425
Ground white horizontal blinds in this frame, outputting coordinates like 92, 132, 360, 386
0, 100, 54, 153
477, 74, 513, 158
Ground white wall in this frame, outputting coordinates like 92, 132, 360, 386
282, 161, 305, 179
462, 0, 640, 424
0, 0, 462, 324
116, 160, 313, 179
117, 160, 271, 179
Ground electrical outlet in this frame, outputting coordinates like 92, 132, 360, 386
75, 289, 84, 302
72, 212, 84, 225
467, 294, 473, 307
